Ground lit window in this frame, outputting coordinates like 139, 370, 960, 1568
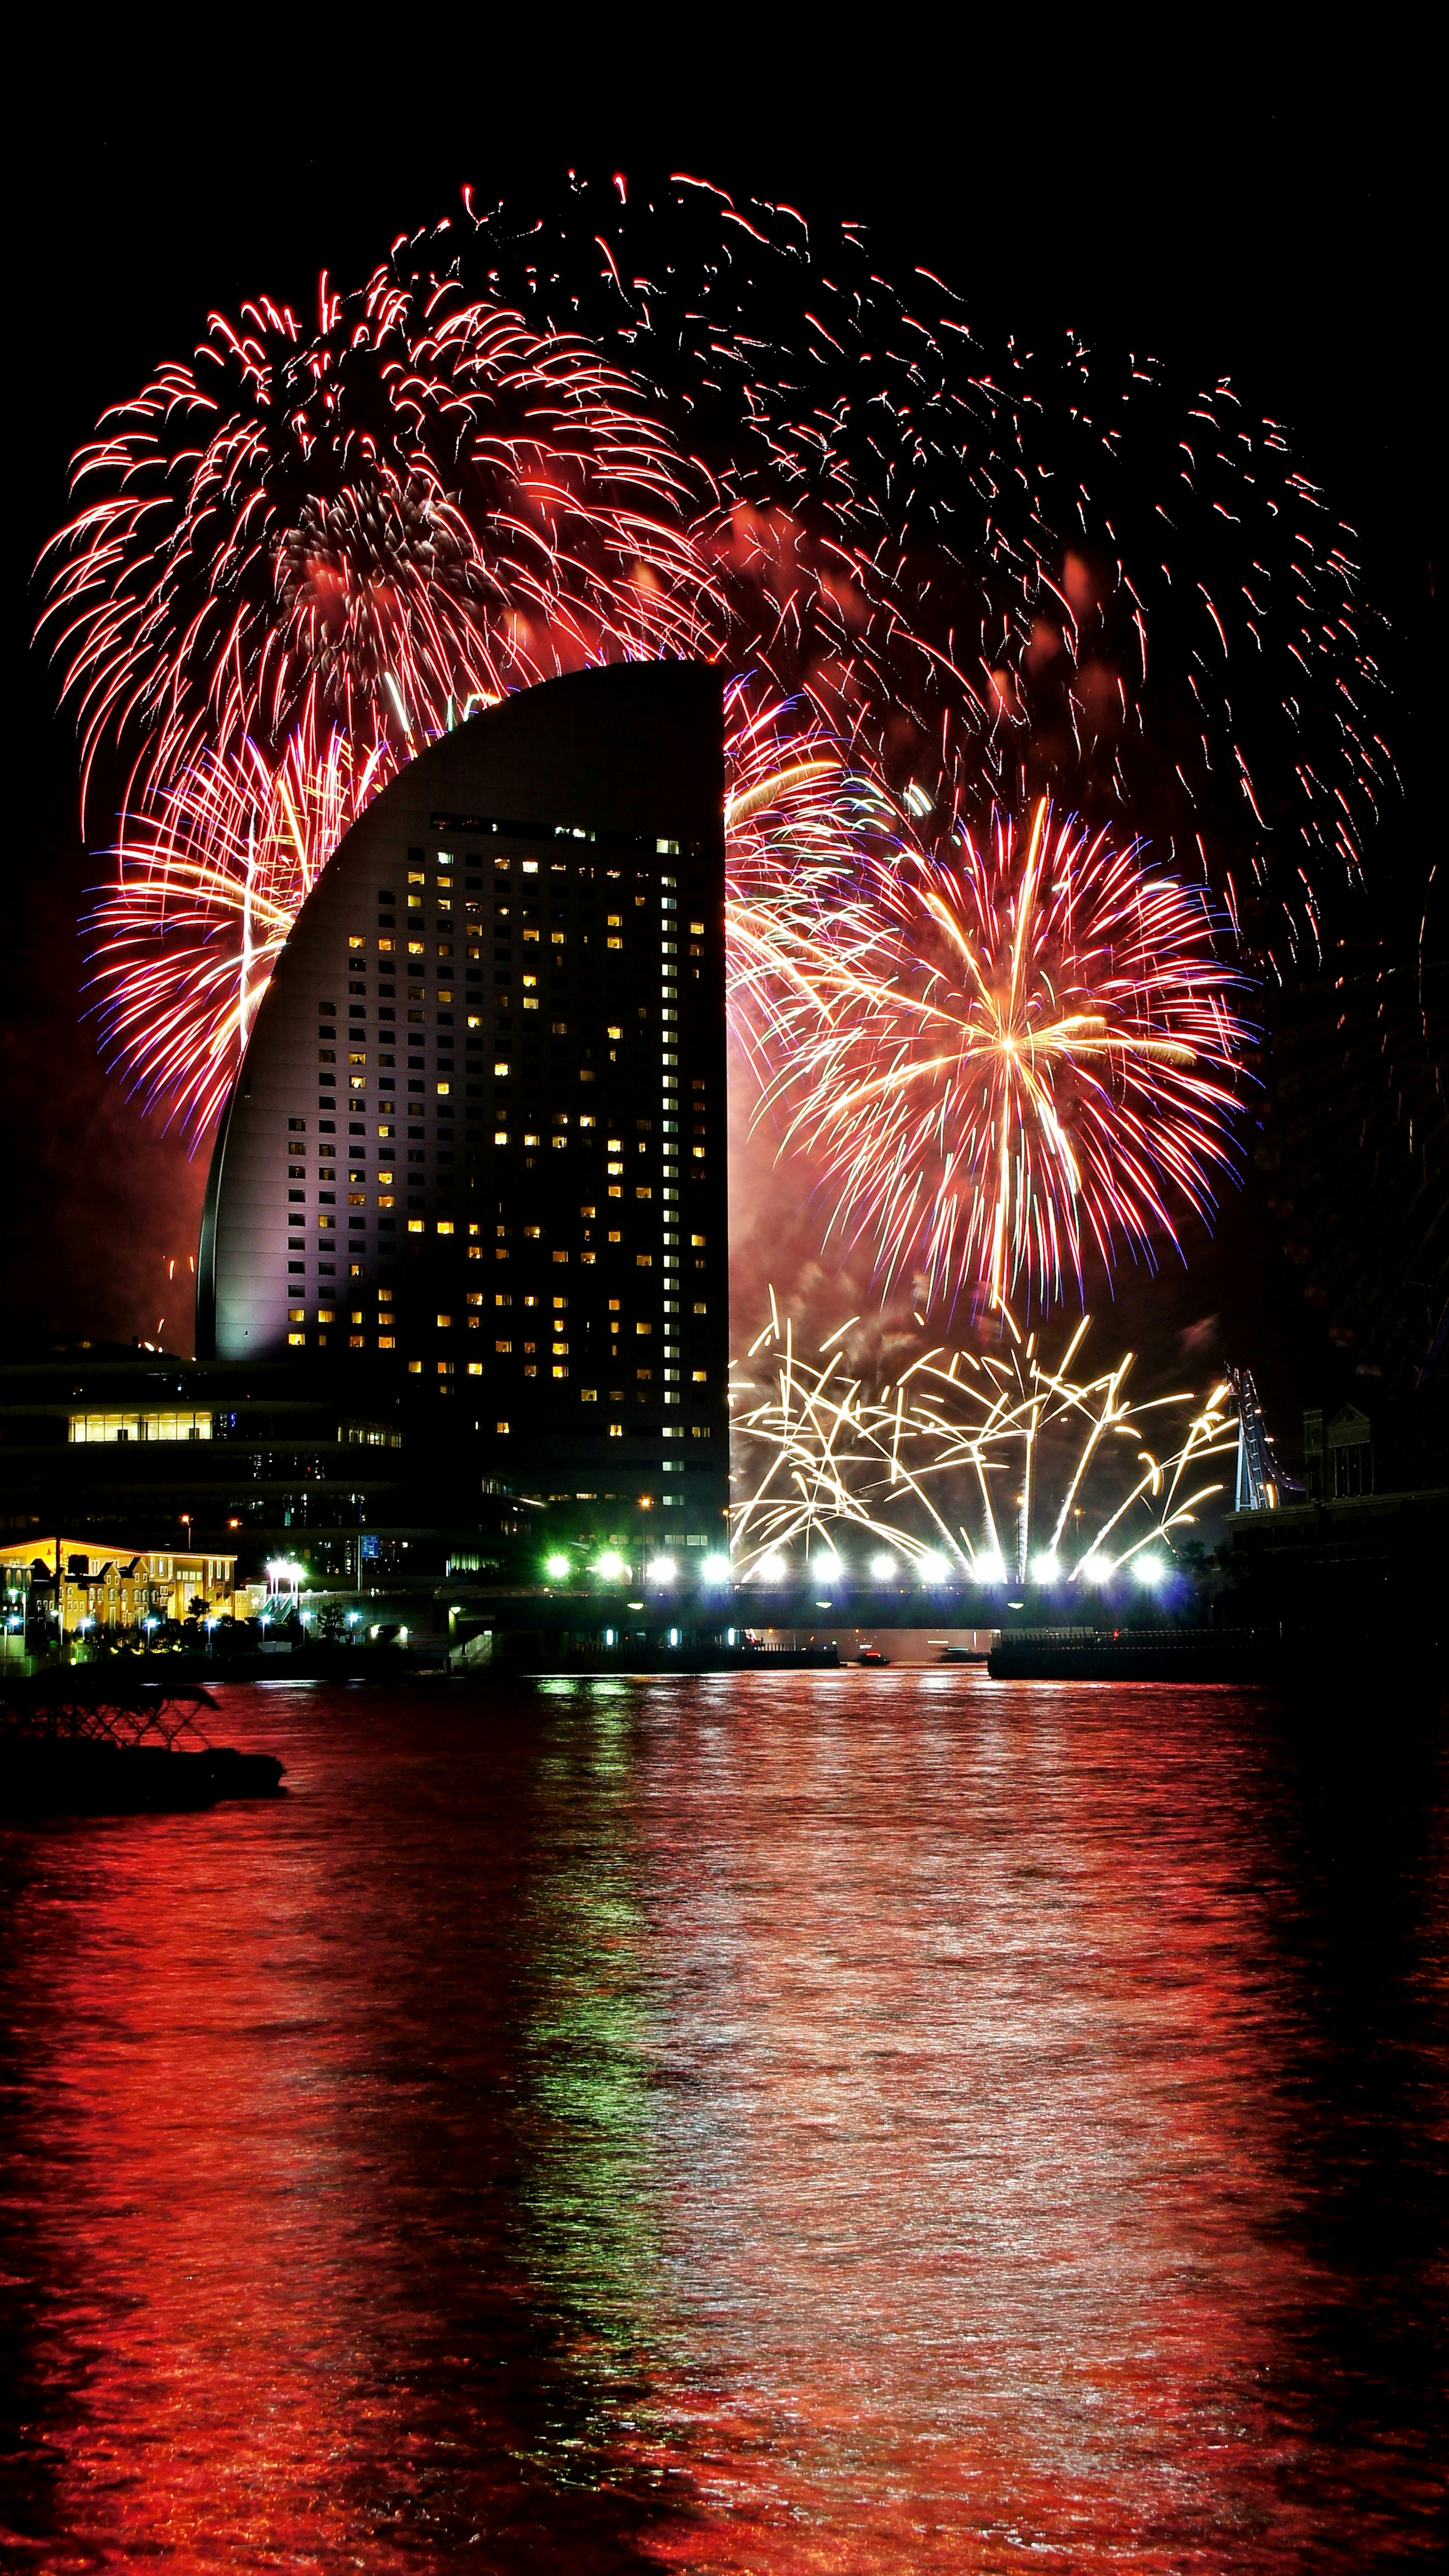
349, 1334, 366, 1348
436, 1313, 452, 1329
494, 1061, 510, 1076
288, 1331, 306, 1346
408, 1219, 424, 1234
436, 1081, 450, 1096
496, 1421, 510, 1434
496, 1339, 513, 1353
287, 1307, 306, 1324
581, 1389, 597, 1402
467, 1362, 482, 1376
552, 1365, 568, 1379
437, 1220, 454, 1235
378, 1335, 396, 1349
692, 1369, 707, 1382
608, 1423, 623, 1438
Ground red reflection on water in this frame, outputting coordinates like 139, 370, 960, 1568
2, 1675, 1441, 2571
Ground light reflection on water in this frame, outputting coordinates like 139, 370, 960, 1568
2, 1673, 1443, 2570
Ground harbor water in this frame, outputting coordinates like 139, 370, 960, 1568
2, 1672, 1444, 2569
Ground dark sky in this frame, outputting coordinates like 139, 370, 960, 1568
8, 38, 1432, 1460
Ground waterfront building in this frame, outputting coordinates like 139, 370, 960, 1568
197, 662, 729, 1553
0, 1534, 245, 1652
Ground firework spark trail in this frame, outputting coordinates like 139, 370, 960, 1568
38, 264, 718, 827
37, 183, 1392, 1279
475, 180, 1393, 957
732, 793, 1250, 1315
730, 1303, 1236, 1582
87, 722, 395, 1133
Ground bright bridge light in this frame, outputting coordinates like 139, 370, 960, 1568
1134, 1554, 1167, 1585
870, 1552, 898, 1580
812, 1551, 841, 1579
1030, 1551, 1060, 1582
1079, 1554, 1111, 1584
646, 1557, 677, 1585
975, 1554, 1006, 1584
919, 1551, 951, 1582
595, 1551, 627, 1581
701, 1554, 731, 1582
758, 1552, 786, 1580
544, 1553, 570, 1580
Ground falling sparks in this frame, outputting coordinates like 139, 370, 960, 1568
733, 795, 1250, 1315
730, 1303, 1237, 1583
37, 182, 1391, 1279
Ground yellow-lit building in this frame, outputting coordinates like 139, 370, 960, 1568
0, 1538, 254, 1641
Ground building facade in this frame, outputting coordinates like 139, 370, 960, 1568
196, 663, 729, 1548
1, 1537, 246, 1651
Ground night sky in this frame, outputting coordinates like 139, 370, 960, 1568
8, 46, 1433, 1467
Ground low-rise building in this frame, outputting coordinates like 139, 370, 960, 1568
0, 1537, 248, 1647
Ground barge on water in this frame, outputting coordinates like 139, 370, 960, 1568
2, 1671, 285, 1817
987, 1627, 1266, 1683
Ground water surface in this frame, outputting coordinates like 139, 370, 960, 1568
3, 1673, 1444, 2569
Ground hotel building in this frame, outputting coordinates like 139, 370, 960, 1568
196, 663, 729, 1548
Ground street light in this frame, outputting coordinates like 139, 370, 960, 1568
594, 1550, 627, 1582
646, 1557, 677, 1585
545, 1553, 571, 1581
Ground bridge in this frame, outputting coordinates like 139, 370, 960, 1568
438, 1567, 1181, 1650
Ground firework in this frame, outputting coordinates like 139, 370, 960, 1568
729, 1301, 1236, 1584
88, 719, 394, 1134
475, 179, 1394, 960
39, 183, 1391, 1163
732, 794, 1249, 1314
38, 263, 716, 825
